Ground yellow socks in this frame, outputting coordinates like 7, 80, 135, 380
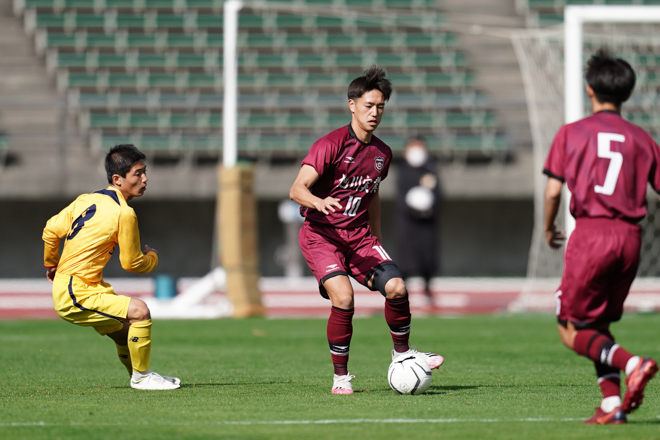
115, 343, 132, 376
128, 319, 152, 373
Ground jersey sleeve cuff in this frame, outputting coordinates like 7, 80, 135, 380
543, 169, 565, 182
300, 160, 320, 173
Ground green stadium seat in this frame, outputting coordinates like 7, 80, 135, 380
69, 90, 487, 110
16, 0, 438, 14
37, 30, 456, 53
30, 12, 220, 32
82, 109, 498, 133
16, 0, 226, 13
27, 11, 443, 33
93, 132, 508, 155
631, 53, 660, 67
51, 51, 222, 70
20, 0, 506, 160
52, 49, 465, 71
447, 134, 507, 152
258, 0, 437, 8
623, 111, 660, 128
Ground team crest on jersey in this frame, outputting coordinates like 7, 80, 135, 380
374, 156, 385, 172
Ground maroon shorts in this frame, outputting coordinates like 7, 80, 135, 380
299, 221, 395, 298
556, 218, 641, 327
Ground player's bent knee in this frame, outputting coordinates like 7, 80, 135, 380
328, 291, 354, 309
334, 298, 354, 310
384, 278, 407, 299
127, 298, 151, 322
370, 262, 404, 297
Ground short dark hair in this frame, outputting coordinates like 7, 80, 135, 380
105, 144, 146, 184
347, 65, 392, 102
586, 49, 635, 106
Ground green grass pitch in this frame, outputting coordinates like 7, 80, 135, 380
2, 314, 660, 439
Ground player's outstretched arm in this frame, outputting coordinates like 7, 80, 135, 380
543, 177, 566, 249
290, 164, 342, 215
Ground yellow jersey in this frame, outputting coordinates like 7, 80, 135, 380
43, 186, 158, 284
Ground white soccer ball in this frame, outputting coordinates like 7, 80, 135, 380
405, 186, 435, 212
387, 354, 432, 395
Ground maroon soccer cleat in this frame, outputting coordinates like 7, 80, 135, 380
623, 357, 659, 414
583, 406, 627, 425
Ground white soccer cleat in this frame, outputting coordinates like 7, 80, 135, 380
130, 372, 181, 390
332, 373, 356, 395
392, 345, 444, 369
162, 375, 181, 386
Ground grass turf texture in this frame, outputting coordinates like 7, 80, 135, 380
1, 315, 660, 439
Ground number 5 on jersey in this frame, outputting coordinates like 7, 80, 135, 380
594, 132, 624, 196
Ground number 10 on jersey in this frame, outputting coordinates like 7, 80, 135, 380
343, 196, 362, 216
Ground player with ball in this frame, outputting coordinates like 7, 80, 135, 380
290, 65, 443, 395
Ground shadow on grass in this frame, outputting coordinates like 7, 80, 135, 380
626, 419, 660, 425
180, 382, 294, 388
354, 385, 483, 394
111, 381, 293, 389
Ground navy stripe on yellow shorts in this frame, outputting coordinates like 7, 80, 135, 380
67, 276, 124, 324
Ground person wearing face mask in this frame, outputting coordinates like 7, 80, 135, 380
396, 137, 442, 307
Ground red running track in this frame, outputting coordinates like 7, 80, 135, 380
2, 277, 660, 319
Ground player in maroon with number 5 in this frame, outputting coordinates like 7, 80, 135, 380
544, 50, 660, 424
289, 65, 444, 394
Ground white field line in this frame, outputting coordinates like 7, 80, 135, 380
0, 417, 590, 427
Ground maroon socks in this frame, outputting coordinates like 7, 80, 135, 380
327, 295, 412, 376
385, 295, 411, 353
327, 306, 354, 376
573, 329, 634, 371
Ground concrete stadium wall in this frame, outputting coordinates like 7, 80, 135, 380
0, 198, 532, 279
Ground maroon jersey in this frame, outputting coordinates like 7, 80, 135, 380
301, 124, 392, 229
544, 111, 660, 223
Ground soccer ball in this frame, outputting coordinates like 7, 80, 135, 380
405, 186, 435, 212
387, 354, 432, 395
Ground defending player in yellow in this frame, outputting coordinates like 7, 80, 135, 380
42, 144, 180, 390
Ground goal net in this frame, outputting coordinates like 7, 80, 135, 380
512, 6, 660, 311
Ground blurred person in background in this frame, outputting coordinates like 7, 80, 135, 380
396, 137, 442, 306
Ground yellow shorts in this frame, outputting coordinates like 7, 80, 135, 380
52, 272, 131, 336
